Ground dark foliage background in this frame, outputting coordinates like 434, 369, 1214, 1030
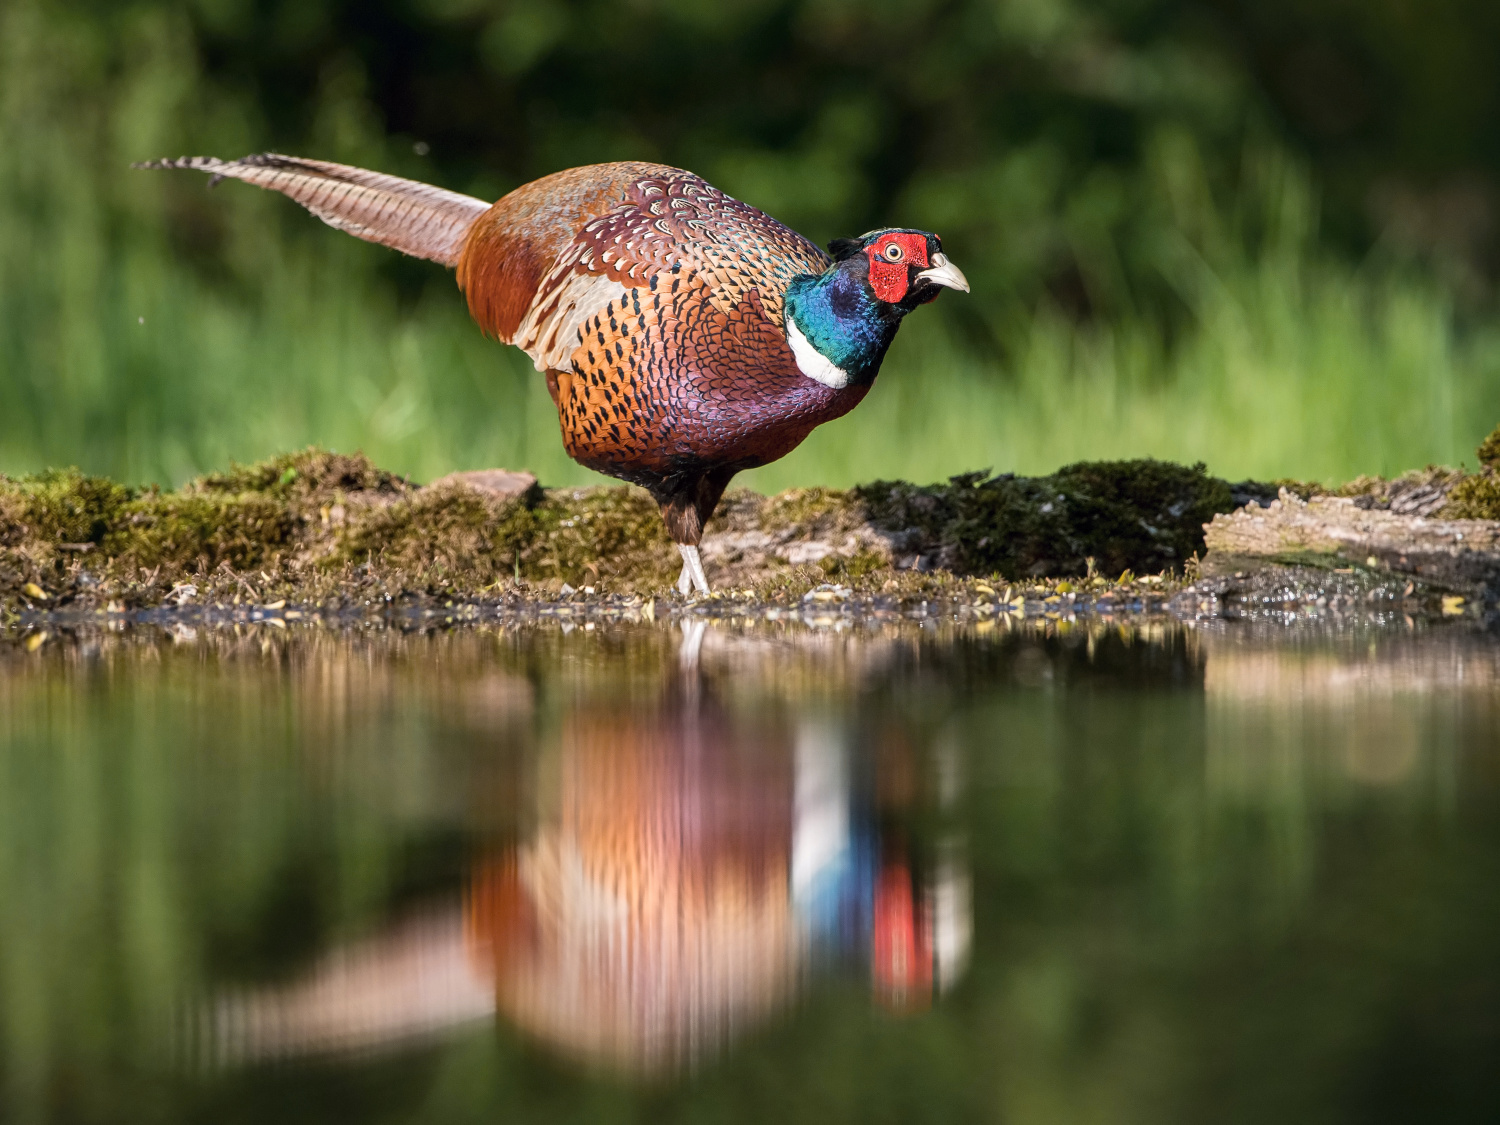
178, 0, 1500, 312
4, 0, 1499, 485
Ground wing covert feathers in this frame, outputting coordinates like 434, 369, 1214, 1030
137, 154, 490, 267
457, 162, 674, 348
456, 162, 829, 375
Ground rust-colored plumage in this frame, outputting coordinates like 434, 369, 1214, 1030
142, 154, 969, 593
453, 163, 862, 554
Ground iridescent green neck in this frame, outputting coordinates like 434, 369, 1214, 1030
784, 266, 900, 388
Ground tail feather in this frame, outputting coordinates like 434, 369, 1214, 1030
136, 153, 491, 268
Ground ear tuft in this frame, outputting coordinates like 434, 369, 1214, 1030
827, 237, 864, 262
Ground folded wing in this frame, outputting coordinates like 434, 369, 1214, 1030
456, 163, 829, 373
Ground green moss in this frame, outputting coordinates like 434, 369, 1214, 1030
819, 547, 887, 581
1271, 478, 1325, 500
0, 469, 134, 548
0, 452, 412, 609
857, 459, 1235, 579
1442, 473, 1500, 520
107, 492, 296, 571
0, 460, 334, 573
758, 488, 850, 531
0, 449, 1295, 612
192, 448, 411, 504
331, 483, 678, 594
522, 488, 677, 590
334, 482, 529, 585
1435, 425, 1500, 519
1478, 424, 1500, 470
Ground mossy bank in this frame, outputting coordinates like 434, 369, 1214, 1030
4, 429, 1500, 620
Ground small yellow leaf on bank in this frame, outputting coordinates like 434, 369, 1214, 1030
22, 583, 47, 600
1442, 595, 1465, 616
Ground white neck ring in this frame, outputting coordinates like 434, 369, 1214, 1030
784, 316, 851, 390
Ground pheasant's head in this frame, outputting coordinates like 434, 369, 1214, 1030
829, 229, 970, 309
783, 228, 969, 390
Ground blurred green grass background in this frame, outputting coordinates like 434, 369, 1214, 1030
5, 0, 1500, 490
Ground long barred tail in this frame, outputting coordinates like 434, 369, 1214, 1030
136, 153, 491, 268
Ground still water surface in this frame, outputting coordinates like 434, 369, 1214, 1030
1, 617, 1498, 1123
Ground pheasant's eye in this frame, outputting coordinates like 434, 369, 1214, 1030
883, 243, 904, 261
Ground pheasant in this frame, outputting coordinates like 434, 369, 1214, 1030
139, 155, 970, 594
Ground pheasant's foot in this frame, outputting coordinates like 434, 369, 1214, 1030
676, 543, 710, 596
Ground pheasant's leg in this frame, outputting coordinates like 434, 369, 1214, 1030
686, 545, 711, 594
676, 543, 711, 596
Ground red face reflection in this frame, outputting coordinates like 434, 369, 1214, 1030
873, 853, 935, 1011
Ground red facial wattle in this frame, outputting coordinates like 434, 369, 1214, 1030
865, 233, 931, 302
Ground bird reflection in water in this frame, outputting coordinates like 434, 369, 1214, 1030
207, 636, 969, 1073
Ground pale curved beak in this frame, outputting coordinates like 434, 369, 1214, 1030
916, 252, 970, 293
